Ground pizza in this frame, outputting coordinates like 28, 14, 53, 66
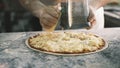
26, 32, 106, 55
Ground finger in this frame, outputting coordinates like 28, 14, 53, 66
89, 17, 96, 26
40, 18, 57, 31
40, 18, 57, 28
87, 19, 96, 29
91, 19, 96, 27
40, 13, 59, 29
41, 14, 58, 25
41, 11, 58, 20
45, 7, 60, 19
40, 18, 52, 29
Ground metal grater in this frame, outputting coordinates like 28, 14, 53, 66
60, 0, 90, 29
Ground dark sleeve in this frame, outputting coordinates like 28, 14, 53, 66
19, 0, 60, 17
19, 0, 47, 17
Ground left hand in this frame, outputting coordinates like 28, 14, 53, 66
87, 7, 96, 29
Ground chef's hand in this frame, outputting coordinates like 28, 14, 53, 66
38, 6, 61, 31
87, 7, 96, 29
87, 0, 110, 29
19, 0, 61, 31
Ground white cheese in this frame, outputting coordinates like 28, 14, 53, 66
29, 32, 104, 53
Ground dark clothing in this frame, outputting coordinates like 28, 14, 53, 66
0, 0, 42, 33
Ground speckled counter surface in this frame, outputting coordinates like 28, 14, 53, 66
0, 28, 120, 68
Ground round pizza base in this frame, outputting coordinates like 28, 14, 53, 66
25, 32, 108, 56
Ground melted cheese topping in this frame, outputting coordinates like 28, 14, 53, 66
29, 32, 104, 53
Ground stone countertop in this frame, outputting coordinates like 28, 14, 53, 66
0, 28, 120, 68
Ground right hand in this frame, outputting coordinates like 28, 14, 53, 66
19, 0, 61, 31
39, 6, 61, 31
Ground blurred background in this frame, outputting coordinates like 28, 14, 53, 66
0, 0, 120, 33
